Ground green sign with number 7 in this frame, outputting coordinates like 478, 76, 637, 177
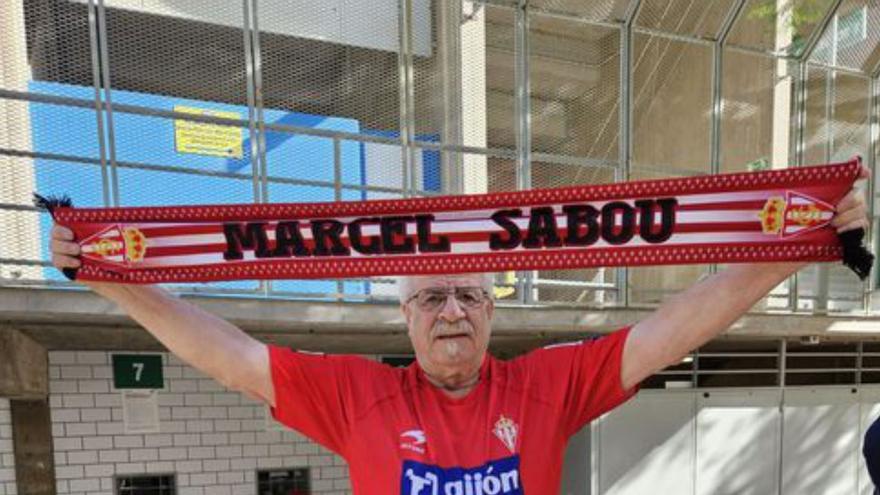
112, 355, 164, 389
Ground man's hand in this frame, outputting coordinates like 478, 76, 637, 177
831, 165, 870, 234
620, 165, 872, 390
49, 224, 81, 270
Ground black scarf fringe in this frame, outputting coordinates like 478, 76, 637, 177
32, 193, 72, 217
838, 228, 874, 281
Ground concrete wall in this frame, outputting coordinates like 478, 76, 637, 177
47, 351, 349, 495
593, 386, 880, 495
0, 400, 15, 495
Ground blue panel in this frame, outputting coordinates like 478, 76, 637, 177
361, 128, 442, 193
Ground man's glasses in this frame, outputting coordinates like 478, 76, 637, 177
405, 287, 490, 312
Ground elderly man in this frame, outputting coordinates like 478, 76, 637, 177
48, 168, 869, 493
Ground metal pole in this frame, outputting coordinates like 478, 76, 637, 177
334, 138, 344, 301
799, 0, 843, 62
398, 0, 413, 198
711, 0, 747, 172
708, 0, 747, 278
96, 0, 119, 206
777, 339, 786, 495
242, 0, 261, 204
816, 17, 838, 314
251, 0, 269, 205
439, 1, 463, 194
87, 0, 111, 207
789, 60, 810, 312
861, 74, 877, 313
245, 0, 269, 297
403, 0, 417, 195
617, 0, 642, 308
870, 76, 879, 305
514, 0, 532, 304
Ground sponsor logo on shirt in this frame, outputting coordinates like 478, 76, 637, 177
400, 429, 427, 454
492, 415, 518, 454
401, 456, 523, 495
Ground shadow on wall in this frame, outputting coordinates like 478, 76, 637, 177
597, 389, 873, 495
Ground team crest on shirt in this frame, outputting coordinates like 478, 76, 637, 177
493, 415, 518, 454
400, 429, 427, 454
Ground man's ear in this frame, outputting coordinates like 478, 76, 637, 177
401, 302, 412, 326
486, 299, 495, 321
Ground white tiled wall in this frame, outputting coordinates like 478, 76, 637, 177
48, 351, 351, 495
0, 399, 15, 495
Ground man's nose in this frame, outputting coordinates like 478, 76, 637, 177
437, 294, 466, 321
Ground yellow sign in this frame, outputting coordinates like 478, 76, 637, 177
493, 271, 516, 299
174, 106, 243, 158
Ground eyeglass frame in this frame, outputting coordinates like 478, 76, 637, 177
403, 286, 492, 312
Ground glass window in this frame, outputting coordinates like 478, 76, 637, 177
257, 468, 311, 495
116, 474, 176, 495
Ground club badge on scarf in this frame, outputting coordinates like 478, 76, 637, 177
36, 158, 873, 284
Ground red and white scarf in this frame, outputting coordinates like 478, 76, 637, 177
38, 158, 873, 283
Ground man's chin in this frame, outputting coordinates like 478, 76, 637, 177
433, 339, 475, 362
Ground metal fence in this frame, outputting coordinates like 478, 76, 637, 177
1, 0, 878, 312
651, 338, 880, 389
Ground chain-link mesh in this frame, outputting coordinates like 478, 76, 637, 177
636, 0, 738, 39
23, 0, 95, 92
529, 0, 633, 23
835, 0, 880, 72
727, 0, 839, 56
632, 34, 713, 174
484, 4, 517, 152
720, 51, 779, 173
259, 0, 401, 135
411, 1, 516, 196
529, 13, 620, 162
104, 3, 248, 105
810, 0, 880, 71
832, 72, 871, 160
803, 65, 832, 165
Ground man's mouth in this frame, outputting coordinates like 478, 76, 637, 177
435, 333, 470, 340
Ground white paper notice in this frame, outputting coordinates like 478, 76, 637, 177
122, 390, 160, 434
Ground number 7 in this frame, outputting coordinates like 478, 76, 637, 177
133, 362, 144, 382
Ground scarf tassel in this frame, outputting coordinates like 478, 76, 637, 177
839, 228, 874, 281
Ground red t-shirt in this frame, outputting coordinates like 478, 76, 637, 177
269, 327, 637, 494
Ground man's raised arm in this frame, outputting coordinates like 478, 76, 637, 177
620, 167, 871, 390
50, 225, 276, 407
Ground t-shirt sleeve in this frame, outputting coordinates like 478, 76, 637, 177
526, 327, 639, 436
268, 345, 355, 456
